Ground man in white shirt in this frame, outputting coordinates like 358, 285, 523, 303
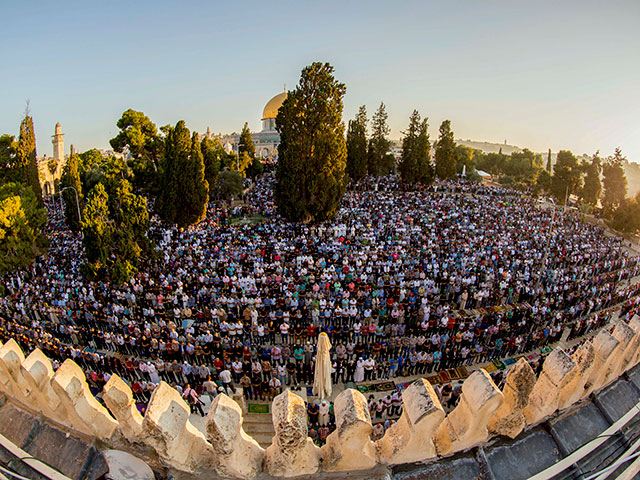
219, 368, 235, 394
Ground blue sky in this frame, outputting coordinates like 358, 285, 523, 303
1, 1, 639, 162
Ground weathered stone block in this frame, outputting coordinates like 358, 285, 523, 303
524, 348, 576, 425
557, 342, 595, 410
142, 381, 213, 473
264, 390, 320, 477
18, 348, 68, 425
103, 374, 144, 443
51, 359, 118, 440
322, 388, 377, 471
0, 339, 28, 403
584, 330, 619, 396
488, 358, 536, 439
433, 369, 503, 455
376, 378, 445, 464
206, 393, 264, 479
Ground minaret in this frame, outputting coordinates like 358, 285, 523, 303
52, 122, 64, 163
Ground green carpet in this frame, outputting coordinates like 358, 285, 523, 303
248, 403, 270, 414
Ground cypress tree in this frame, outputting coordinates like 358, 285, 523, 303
399, 110, 433, 185
581, 152, 602, 206
238, 122, 256, 159
434, 120, 458, 179
546, 149, 552, 172
157, 122, 208, 227
602, 148, 628, 214
61, 146, 83, 232
550, 150, 581, 204
16, 113, 42, 202
346, 105, 368, 182
201, 137, 223, 194
275, 62, 347, 223
368, 102, 393, 176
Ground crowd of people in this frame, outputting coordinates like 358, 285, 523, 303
1, 176, 640, 424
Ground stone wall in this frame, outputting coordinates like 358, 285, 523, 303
1, 315, 640, 479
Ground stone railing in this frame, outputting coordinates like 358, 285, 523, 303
1, 315, 640, 479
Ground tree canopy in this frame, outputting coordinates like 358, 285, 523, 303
201, 137, 224, 193
0, 182, 48, 273
346, 105, 368, 182
156, 121, 209, 228
602, 148, 628, 215
109, 109, 163, 190
581, 152, 602, 206
60, 148, 83, 232
81, 165, 150, 283
274, 62, 347, 223
434, 120, 457, 179
15, 114, 42, 202
368, 102, 394, 176
550, 150, 581, 204
399, 110, 433, 185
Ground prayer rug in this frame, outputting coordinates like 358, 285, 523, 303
484, 363, 497, 373
455, 366, 469, 378
248, 403, 270, 414
438, 371, 451, 383
503, 358, 516, 366
375, 381, 396, 392
426, 375, 440, 385
493, 360, 505, 370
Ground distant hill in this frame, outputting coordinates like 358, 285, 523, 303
456, 138, 640, 197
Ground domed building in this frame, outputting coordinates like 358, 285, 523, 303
220, 87, 287, 161
261, 90, 287, 133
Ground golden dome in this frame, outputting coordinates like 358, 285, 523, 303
262, 91, 287, 120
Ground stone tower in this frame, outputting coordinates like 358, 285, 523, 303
52, 122, 64, 163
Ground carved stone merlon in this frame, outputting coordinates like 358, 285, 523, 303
524, 348, 576, 425
625, 315, 640, 371
434, 369, 503, 455
610, 321, 636, 380
19, 348, 68, 424
103, 374, 144, 443
206, 393, 264, 480
376, 378, 445, 464
557, 342, 595, 410
51, 359, 118, 440
0, 339, 27, 402
584, 330, 619, 396
322, 388, 377, 471
142, 382, 213, 473
488, 359, 536, 439
265, 390, 320, 478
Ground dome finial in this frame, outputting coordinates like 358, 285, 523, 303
284, 84, 286, 93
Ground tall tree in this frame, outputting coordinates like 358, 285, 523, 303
60, 147, 84, 232
275, 62, 347, 223
346, 105, 368, 182
0, 182, 48, 273
368, 102, 393, 176
238, 122, 256, 159
0, 135, 16, 183
15, 113, 42, 202
546, 149, 552, 172
110, 109, 163, 190
550, 150, 581, 204
581, 152, 602, 206
434, 120, 457, 179
200, 137, 223, 193
82, 170, 150, 283
602, 148, 628, 215
156, 122, 209, 227
399, 110, 433, 185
